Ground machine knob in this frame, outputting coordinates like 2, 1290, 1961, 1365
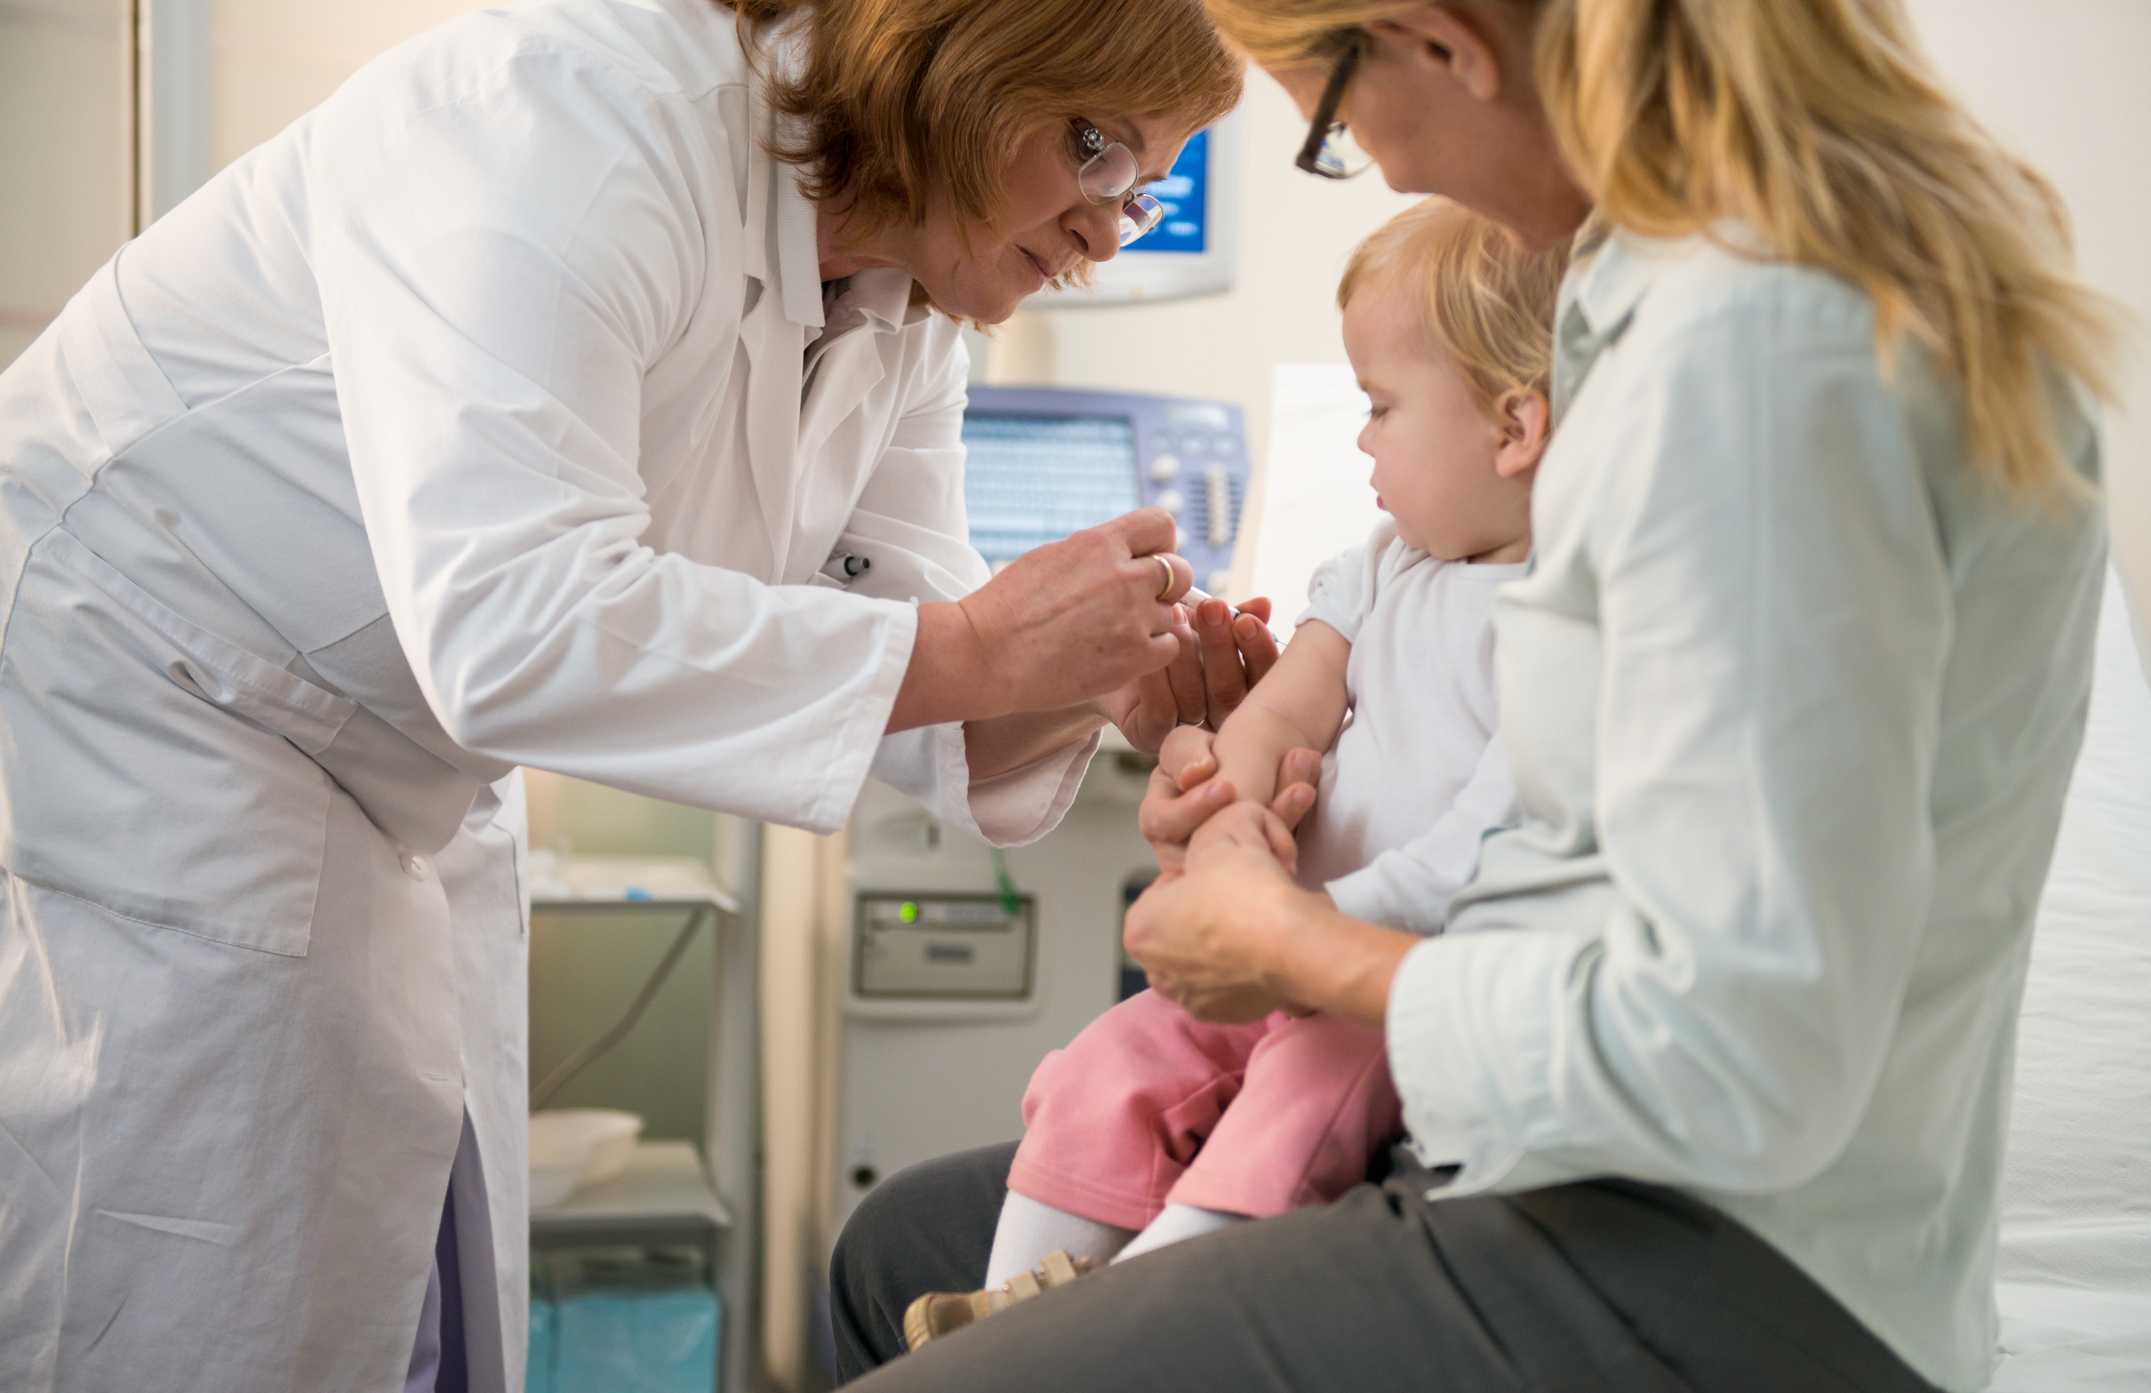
1206, 468, 1233, 547
1175, 527, 1190, 553
1207, 569, 1232, 594
1155, 489, 1185, 515
1149, 453, 1181, 484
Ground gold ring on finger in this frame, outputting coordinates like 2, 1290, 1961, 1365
1154, 554, 1177, 602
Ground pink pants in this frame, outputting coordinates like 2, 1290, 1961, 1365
1008, 990, 1403, 1231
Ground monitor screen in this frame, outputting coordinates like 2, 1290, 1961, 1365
961, 413, 1142, 566
1139, 129, 1208, 256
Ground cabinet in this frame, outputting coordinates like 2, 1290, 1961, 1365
531, 858, 759, 1393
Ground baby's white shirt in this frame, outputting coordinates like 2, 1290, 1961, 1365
1291, 518, 1524, 935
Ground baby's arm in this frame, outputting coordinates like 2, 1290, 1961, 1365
1207, 620, 1352, 812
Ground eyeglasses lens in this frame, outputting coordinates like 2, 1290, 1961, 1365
1117, 193, 1164, 247
1312, 124, 1374, 179
1079, 142, 1140, 203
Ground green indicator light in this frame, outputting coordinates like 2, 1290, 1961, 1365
899, 901, 919, 924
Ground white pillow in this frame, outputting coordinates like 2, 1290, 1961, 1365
1989, 566, 2151, 1389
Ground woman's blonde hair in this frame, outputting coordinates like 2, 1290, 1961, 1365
1206, 0, 2119, 499
719, 0, 1242, 243
1339, 198, 1568, 415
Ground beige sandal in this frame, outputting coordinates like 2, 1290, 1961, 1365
902, 1250, 1095, 1350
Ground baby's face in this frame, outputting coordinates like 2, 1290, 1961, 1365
1341, 284, 1534, 563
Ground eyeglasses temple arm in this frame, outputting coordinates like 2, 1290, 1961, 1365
1294, 38, 1362, 174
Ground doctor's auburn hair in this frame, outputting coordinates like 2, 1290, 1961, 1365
718, 0, 1242, 241
1205, 0, 2120, 503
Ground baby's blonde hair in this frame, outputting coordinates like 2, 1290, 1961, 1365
1338, 198, 1569, 416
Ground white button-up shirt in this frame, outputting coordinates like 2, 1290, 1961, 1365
1385, 225, 2106, 1391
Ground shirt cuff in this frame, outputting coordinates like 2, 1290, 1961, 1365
1383, 929, 1598, 1197
963, 730, 1101, 847
1325, 865, 1444, 936
869, 723, 1100, 849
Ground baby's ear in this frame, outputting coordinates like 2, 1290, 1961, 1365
1493, 387, 1552, 478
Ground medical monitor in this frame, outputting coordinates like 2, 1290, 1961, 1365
962, 386, 1251, 597
1030, 114, 1242, 307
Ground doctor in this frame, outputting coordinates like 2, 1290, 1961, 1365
0, 0, 1248, 1389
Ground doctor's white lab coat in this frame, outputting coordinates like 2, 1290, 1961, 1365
0, 2, 1093, 1388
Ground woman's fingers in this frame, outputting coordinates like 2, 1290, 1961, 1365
1129, 668, 1181, 753
1138, 770, 1232, 857
950, 508, 1195, 717
1138, 727, 1230, 872
1265, 746, 1321, 831
1257, 806, 1300, 872
1101, 507, 1191, 608
1271, 781, 1317, 833
1191, 598, 1249, 720
1232, 606, 1282, 688
1161, 605, 1208, 719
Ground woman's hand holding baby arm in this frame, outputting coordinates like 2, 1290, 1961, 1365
1130, 805, 1417, 1027
1126, 803, 1416, 1025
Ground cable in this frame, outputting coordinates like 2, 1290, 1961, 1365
529, 904, 710, 1110
989, 848, 1023, 916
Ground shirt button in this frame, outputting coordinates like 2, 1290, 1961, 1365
401, 854, 428, 882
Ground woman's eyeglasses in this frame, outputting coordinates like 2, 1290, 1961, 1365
1072, 119, 1166, 247
1295, 33, 1375, 179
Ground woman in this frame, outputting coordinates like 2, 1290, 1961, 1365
830, 1, 2117, 1390
0, 0, 1255, 1389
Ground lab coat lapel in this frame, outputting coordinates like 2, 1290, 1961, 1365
788, 276, 904, 574
736, 98, 824, 581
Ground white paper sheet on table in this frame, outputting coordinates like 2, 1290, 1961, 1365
1244, 364, 1385, 619
1988, 568, 2151, 1392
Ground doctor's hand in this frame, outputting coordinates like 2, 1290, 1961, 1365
1101, 594, 1283, 753
890, 510, 1192, 731
1138, 726, 1321, 874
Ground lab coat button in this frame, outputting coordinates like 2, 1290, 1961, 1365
401, 854, 428, 881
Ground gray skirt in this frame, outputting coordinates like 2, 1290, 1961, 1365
829, 1142, 1942, 1393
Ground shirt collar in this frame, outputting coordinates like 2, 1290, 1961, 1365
836, 268, 918, 332
1550, 222, 1693, 421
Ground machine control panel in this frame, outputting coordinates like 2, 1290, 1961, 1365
961, 386, 1252, 598
852, 893, 1037, 1001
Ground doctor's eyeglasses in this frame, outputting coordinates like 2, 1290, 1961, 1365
1071, 119, 1166, 247
1295, 33, 1376, 180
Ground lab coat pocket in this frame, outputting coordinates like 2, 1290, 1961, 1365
0, 532, 352, 955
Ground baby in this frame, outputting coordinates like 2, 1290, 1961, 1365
907, 199, 1568, 1346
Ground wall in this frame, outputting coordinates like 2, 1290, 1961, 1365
210, 0, 488, 165
0, 0, 131, 370
1898, 0, 2151, 613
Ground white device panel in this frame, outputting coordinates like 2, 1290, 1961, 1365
830, 758, 1158, 1240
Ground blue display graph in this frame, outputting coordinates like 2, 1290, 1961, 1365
1138, 129, 1208, 256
